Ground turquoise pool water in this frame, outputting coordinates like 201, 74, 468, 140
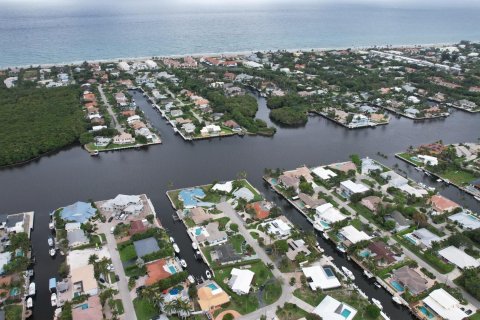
168, 265, 177, 274
207, 283, 219, 290
358, 249, 371, 258
418, 306, 434, 319
341, 309, 352, 318
390, 280, 404, 292
323, 267, 335, 277
404, 234, 417, 245
271, 178, 278, 185
80, 303, 89, 310
195, 227, 203, 236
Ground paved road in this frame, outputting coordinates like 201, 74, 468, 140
98, 84, 122, 131
216, 202, 294, 320
100, 224, 137, 320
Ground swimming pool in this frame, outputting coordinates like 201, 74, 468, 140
404, 234, 418, 245
341, 309, 352, 318
195, 227, 203, 236
358, 249, 371, 258
390, 280, 404, 292
179, 188, 206, 208
168, 265, 177, 274
323, 267, 335, 277
207, 283, 219, 290
417, 306, 435, 319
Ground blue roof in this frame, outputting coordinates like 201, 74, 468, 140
49, 278, 57, 289
179, 188, 206, 208
60, 201, 96, 223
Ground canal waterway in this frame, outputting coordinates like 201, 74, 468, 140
1, 90, 479, 319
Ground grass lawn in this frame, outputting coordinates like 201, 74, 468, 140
119, 243, 137, 261
397, 153, 423, 166
113, 299, 124, 315
229, 234, 246, 254
250, 231, 259, 239
263, 279, 282, 304
133, 297, 159, 320
276, 302, 310, 320
293, 287, 326, 306
216, 217, 231, 231
350, 218, 364, 230
4, 304, 23, 320
239, 180, 263, 201
184, 217, 196, 228
469, 311, 480, 320
439, 169, 477, 186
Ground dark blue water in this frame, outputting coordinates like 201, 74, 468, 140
1, 1, 480, 67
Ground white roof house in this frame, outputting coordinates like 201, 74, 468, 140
315, 203, 347, 224
262, 218, 292, 239
302, 265, 341, 290
423, 289, 468, 320
65, 222, 81, 232
233, 187, 255, 202
311, 166, 337, 180
127, 115, 141, 124
398, 184, 428, 198
145, 60, 158, 69
361, 157, 382, 175
101, 194, 143, 214
381, 171, 408, 187
448, 211, 480, 230
340, 180, 370, 197
418, 155, 439, 166
118, 61, 130, 71
438, 246, 480, 269
340, 225, 371, 244
212, 181, 233, 193
408, 228, 441, 248
228, 268, 254, 295
313, 295, 357, 320
200, 125, 221, 134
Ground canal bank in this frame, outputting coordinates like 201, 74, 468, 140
1, 89, 479, 320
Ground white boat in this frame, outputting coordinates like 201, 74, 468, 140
444, 179, 450, 184
392, 296, 402, 305
49, 248, 56, 257
313, 222, 325, 232
205, 270, 212, 279
322, 232, 330, 240
374, 282, 381, 288
336, 245, 346, 253
380, 311, 390, 320
427, 187, 436, 192
192, 242, 198, 250
475, 196, 480, 202
48, 237, 54, 247
187, 275, 195, 284
51, 293, 57, 307
363, 270, 374, 279
372, 298, 383, 309
169, 237, 175, 243
195, 250, 201, 259
173, 243, 180, 253
436, 178, 442, 182
415, 167, 422, 171
49, 222, 55, 230
424, 172, 431, 176
341, 266, 355, 280
28, 282, 36, 296
180, 259, 187, 268
89, 150, 99, 156
26, 297, 33, 309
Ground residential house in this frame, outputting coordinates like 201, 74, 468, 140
286, 239, 311, 261
429, 195, 460, 214
298, 193, 326, 209
392, 266, 428, 295
386, 211, 413, 232
311, 166, 337, 180
438, 246, 480, 270
261, 217, 292, 239
197, 281, 230, 312
448, 211, 480, 230
312, 295, 357, 320
339, 180, 370, 198
246, 201, 272, 219
361, 196, 382, 212
302, 265, 341, 290
133, 237, 160, 258
366, 241, 397, 266
71, 264, 98, 297
113, 133, 135, 145
194, 222, 228, 246
422, 289, 468, 320
228, 268, 254, 295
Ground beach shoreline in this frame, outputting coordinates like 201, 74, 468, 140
3, 40, 476, 70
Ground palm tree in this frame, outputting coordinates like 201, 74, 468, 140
88, 254, 99, 265
142, 286, 164, 312
174, 299, 191, 318
162, 301, 176, 315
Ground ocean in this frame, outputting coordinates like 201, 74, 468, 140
1, 0, 480, 68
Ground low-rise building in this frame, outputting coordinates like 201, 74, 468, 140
302, 265, 341, 290
228, 268, 254, 295
71, 264, 98, 297
339, 180, 370, 198
422, 289, 468, 320
339, 225, 371, 245
438, 246, 480, 270
313, 295, 357, 320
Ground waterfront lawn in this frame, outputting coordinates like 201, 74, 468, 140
237, 180, 263, 202
133, 297, 159, 320
397, 153, 423, 166
167, 190, 183, 210
4, 304, 23, 320
439, 169, 477, 186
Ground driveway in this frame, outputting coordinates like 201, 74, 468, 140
100, 224, 137, 320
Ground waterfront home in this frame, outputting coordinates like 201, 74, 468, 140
360, 196, 382, 212
100, 194, 143, 215
313, 295, 357, 320
94, 137, 111, 147
228, 268, 254, 295
311, 166, 337, 180
211, 243, 242, 265
429, 195, 460, 215
212, 181, 233, 193
247, 201, 272, 219
134, 237, 160, 258
71, 264, 98, 297
197, 281, 230, 312
448, 211, 480, 230
170, 109, 183, 118
298, 193, 326, 209
127, 115, 141, 124
223, 120, 241, 131
422, 289, 469, 320
404, 228, 441, 249
339, 225, 371, 245
144, 259, 173, 286
118, 61, 130, 71
91, 125, 107, 132
60, 202, 96, 224
283, 166, 314, 182
339, 180, 370, 198
361, 157, 382, 175
5, 213, 28, 234
72, 295, 103, 320
438, 246, 480, 270
233, 187, 255, 202
135, 127, 153, 140
129, 220, 148, 236
182, 123, 196, 134
261, 216, 292, 239
314, 203, 347, 230
200, 125, 221, 135
391, 266, 429, 295
365, 241, 397, 267
278, 174, 300, 192
418, 154, 439, 166
188, 207, 215, 225
405, 107, 420, 117
302, 265, 341, 290
286, 239, 311, 261
349, 114, 370, 127
130, 120, 146, 130
386, 211, 413, 232
113, 132, 135, 145
456, 99, 477, 111
380, 170, 408, 188
67, 229, 89, 248
192, 222, 228, 246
